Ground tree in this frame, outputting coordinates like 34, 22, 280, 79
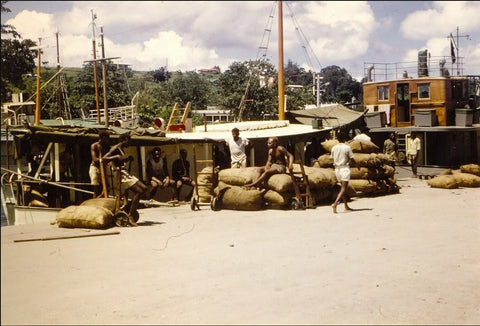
320, 65, 362, 105
1, 1, 37, 102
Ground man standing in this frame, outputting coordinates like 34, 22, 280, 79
244, 137, 294, 189
89, 130, 111, 198
103, 133, 147, 226
407, 132, 421, 178
331, 131, 355, 214
383, 132, 397, 167
226, 127, 250, 168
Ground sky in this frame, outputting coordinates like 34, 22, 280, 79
2, 1, 480, 81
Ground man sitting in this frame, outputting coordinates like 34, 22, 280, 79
146, 147, 176, 201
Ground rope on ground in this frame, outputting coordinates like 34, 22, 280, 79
154, 223, 195, 251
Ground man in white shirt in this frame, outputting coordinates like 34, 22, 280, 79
331, 131, 355, 213
225, 128, 250, 168
407, 132, 421, 178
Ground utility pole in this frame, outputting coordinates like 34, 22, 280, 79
32, 38, 42, 126
91, 10, 101, 124
55, 29, 63, 118
277, 0, 285, 120
100, 26, 109, 127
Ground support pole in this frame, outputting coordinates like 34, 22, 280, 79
277, 0, 285, 120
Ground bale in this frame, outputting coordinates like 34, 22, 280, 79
80, 198, 117, 212
303, 166, 337, 189
56, 205, 114, 229
267, 173, 293, 193
320, 139, 338, 152
460, 164, 480, 176
348, 139, 380, 153
263, 190, 292, 207
197, 166, 214, 202
353, 153, 381, 167
315, 154, 334, 168
218, 167, 260, 186
348, 179, 378, 194
215, 184, 265, 211
451, 171, 480, 187
427, 175, 459, 189
350, 167, 372, 179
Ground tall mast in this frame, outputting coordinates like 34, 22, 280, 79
34, 38, 42, 126
55, 29, 63, 118
277, 0, 285, 120
91, 9, 101, 124
100, 26, 109, 127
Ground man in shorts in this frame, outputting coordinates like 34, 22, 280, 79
89, 130, 111, 197
244, 137, 294, 189
103, 133, 147, 226
330, 131, 356, 213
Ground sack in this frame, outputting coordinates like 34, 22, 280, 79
56, 205, 114, 229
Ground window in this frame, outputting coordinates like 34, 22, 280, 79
418, 83, 430, 99
378, 86, 389, 101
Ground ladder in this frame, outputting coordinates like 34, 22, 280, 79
166, 102, 191, 131
289, 158, 314, 210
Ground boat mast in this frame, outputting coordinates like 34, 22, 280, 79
33, 38, 42, 126
100, 26, 109, 127
91, 10, 101, 124
277, 0, 285, 120
56, 29, 63, 118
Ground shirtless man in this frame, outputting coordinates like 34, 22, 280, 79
103, 133, 147, 226
89, 130, 111, 198
244, 137, 294, 189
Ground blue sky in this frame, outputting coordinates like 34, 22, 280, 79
2, 1, 479, 81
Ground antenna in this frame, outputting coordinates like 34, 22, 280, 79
448, 26, 470, 76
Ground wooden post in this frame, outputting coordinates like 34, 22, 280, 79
277, 1, 285, 120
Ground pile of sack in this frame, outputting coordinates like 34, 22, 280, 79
427, 164, 480, 189
315, 138, 399, 196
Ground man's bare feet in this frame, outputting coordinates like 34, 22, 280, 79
331, 203, 337, 214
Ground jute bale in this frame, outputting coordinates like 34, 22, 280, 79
460, 164, 480, 176
80, 198, 116, 211
427, 175, 459, 189
263, 190, 292, 207
382, 164, 395, 178
350, 166, 372, 179
315, 154, 334, 168
215, 185, 265, 211
218, 167, 259, 186
198, 166, 214, 202
303, 166, 337, 189
267, 173, 292, 193
56, 205, 114, 229
353, 153, 381, 167
320, 139, 338, 152
451, 171, 480, 187
348, 139, 380, 153
348, 179, 377, 194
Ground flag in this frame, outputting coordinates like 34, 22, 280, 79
450, 36, 456, 64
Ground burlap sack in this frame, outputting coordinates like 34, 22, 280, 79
427, 175, 459, 189
350, 166, 372, 179
197, 166, 214, 202
315, 154, 334, 168
451, 171, 480, 187
215, 184, 265, 211
348, 179, 377, 193
267, 173, 293, 193
263, 190, 292, 207
320, 139, 338, 152
460, 164, 480, 176
348, 139, 380, 153
353, 153, 381, 167
56, 205, 114, 229
80, 198, 116, 212
303, 166, 337, 189
218, 167, 260, 186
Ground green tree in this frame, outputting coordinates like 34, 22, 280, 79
1, 1, 37, 102
320, 65, 362, 105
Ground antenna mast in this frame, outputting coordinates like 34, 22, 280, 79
91, 10, 101, 124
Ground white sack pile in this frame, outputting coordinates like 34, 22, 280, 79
428, 164, 480, 189
316, 138, 399, 196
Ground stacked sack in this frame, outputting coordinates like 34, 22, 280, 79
214, 165, 337, 210
427, 164, 480, 189
315, 138, 399, 196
